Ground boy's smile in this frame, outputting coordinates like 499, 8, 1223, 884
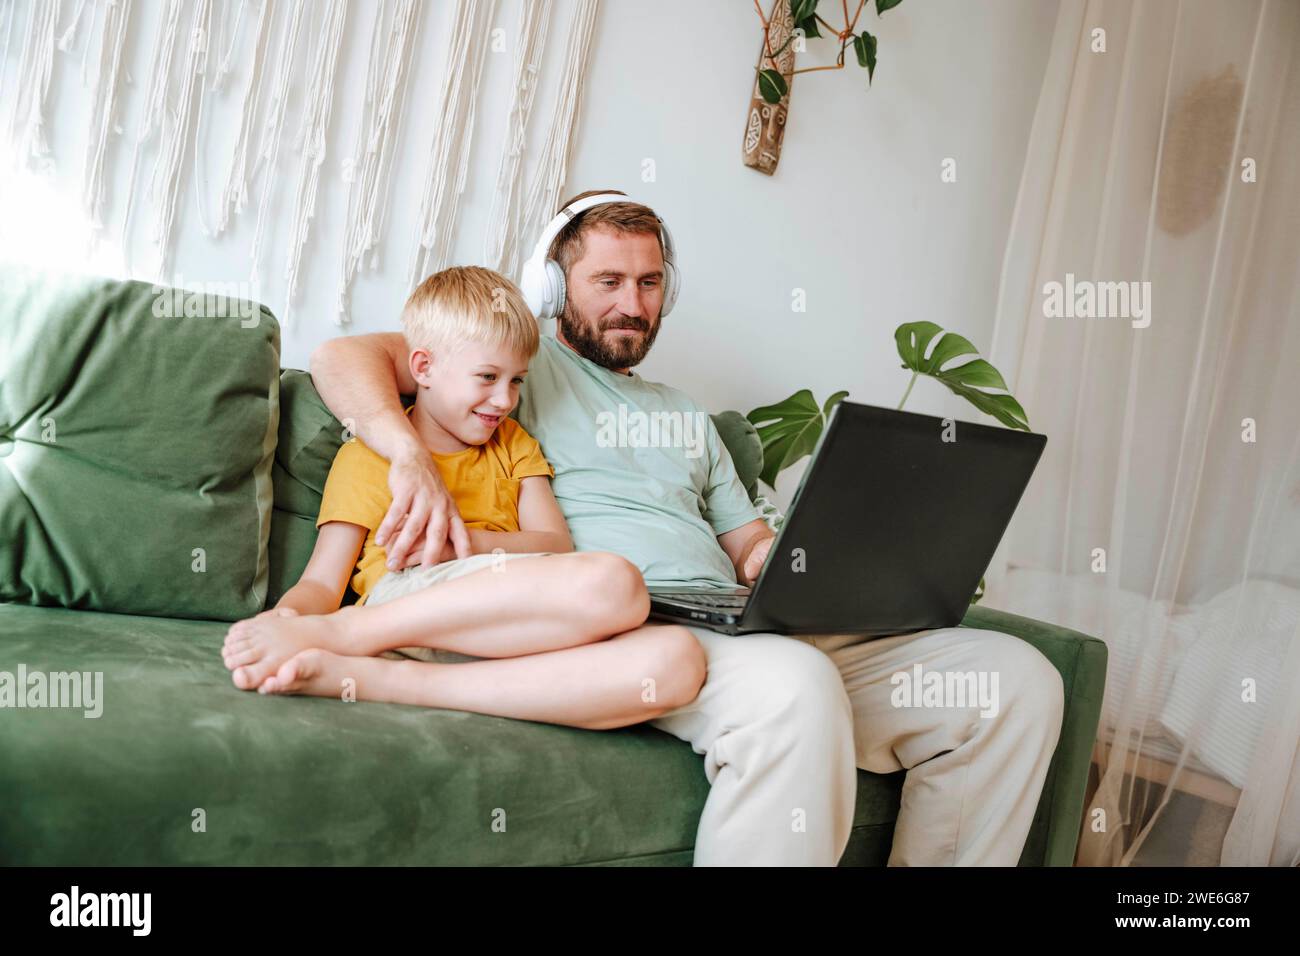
408, 340, 529, 453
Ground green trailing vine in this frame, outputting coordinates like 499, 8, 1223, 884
753, 0, 905, 105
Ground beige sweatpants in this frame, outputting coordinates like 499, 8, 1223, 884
648, 625, 1065, 867
369, 558, 1066, 867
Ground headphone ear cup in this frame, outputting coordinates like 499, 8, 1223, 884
520, 256, 546, 319
545, 259, 567, 320
660, 260, 679, 318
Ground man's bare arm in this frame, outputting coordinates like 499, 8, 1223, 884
310, 332, 417, 457
310, 332, 472, 567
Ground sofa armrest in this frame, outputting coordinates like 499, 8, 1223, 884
959, 604, 1108, 866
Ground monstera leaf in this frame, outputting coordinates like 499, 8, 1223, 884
743, 314, 1021, 606
747, 388, 848, 490
894, 321, 1030, 430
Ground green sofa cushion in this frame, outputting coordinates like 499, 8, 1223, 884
710, 410, 764, 501
0, 601, 900, 865
267, 369, 357, 606
0, 598, 1103, 865
0, 265, 280, 622
274, 369, 349, 517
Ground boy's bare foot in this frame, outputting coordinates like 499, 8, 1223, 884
222, 613, 354, 690
257, 648, 356, 698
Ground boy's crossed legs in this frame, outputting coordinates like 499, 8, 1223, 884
221, 551, 705, 730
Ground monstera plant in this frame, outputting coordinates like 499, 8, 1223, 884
746, 322, 1031, 603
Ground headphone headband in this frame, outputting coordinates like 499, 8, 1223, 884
524, 192, 636, 267
519, 193, 679, 321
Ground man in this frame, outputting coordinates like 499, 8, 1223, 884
310, 190, 1065, 865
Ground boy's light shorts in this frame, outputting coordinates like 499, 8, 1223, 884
364, 551, 553, 664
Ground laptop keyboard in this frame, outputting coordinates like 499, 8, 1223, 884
654, 591, 750, 609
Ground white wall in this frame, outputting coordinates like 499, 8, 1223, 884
1, 0, 1059, 506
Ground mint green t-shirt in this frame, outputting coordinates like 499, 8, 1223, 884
513, 334, 759, 589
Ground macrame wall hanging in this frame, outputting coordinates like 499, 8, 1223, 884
0, 0, 604, 330
280, 0, 348, 325
246, 0, 307, 288
214, 0, 271, 237
117, 0, 186, 268
406, 0, 498, 288
6, 0, 59, 167
516, 0, 598, 270
336, 0, 421, 325
82, 0, 132, 231
149, 0, 212, 277
483, 0, 551, 276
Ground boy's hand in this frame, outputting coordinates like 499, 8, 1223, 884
377, 448, 472, 569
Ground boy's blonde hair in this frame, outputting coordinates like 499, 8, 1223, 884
401, 266, 539, 359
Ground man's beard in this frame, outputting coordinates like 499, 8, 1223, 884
558, 303, 661, 371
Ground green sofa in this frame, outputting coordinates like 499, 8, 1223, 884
0, 266, 1107, 866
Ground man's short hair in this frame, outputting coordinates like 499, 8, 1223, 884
547, 189, 664, 276
401, 265, 539, 359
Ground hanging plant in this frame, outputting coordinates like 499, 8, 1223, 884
743, 0, 905, 174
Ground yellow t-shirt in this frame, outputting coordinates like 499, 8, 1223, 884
315, 408, 555, 604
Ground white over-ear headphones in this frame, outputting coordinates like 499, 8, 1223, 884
518, 192, 680, 322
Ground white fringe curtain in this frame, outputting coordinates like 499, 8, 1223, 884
0, 3, 16, 104
516, 0, 599, 278
986, 0, 1300, 866
337, 0, 420, 325
483, 0, 550, 277
150, 0, 212, 267
214, 0, 269, 236
56, 0, 87, 52
117, 0, 184, 267
6, 0, 58, 165
2, 0, 604, 329
209, 0, 248, 91
81, 0, 131, 231
280, 0, 348, 324
407, 0, 498, 286
248, 0, 306, 286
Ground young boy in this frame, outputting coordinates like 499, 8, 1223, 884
221, 266, 706, 730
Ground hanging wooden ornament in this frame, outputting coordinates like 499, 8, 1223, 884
742, 0, 796, 176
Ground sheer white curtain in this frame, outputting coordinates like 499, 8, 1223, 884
985, 0, 1300, 866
